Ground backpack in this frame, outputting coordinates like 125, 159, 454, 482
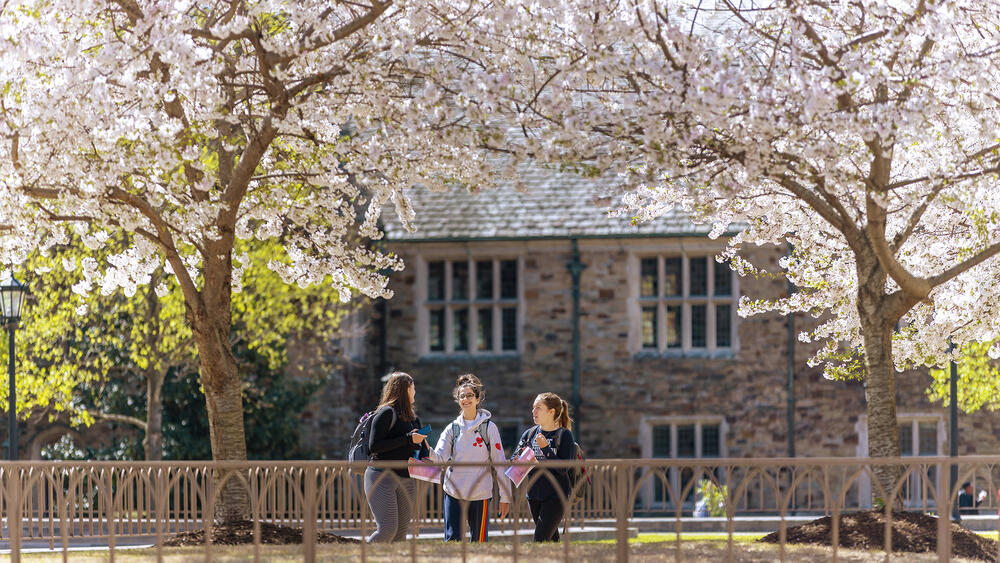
534, 426, 589, 505
348, 406, 395, 462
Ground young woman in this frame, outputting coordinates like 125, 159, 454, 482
365, 372, 429, 543
428, 374, 511, 542
516, 392, 575, 542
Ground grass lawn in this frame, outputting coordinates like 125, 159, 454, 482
16, 533, 989, 562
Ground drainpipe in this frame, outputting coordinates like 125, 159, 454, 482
949, 340, 959, 521
786, 244, 796, 459
567, 239, 587, 436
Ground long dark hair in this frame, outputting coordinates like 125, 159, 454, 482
452, 373, 485, 406
378, 372, 416, 422
536, 392, 572, 429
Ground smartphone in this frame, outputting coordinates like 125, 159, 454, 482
418, 424, 432, 435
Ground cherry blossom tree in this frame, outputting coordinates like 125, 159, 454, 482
488, 0, 1000, 499
0, 0, 509, 520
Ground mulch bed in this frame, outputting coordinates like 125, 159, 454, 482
760, 510, 1000, 561
160, 520, 360, 546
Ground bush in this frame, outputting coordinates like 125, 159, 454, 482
696, 479, 729, 517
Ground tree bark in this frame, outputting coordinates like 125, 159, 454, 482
191, 242, 249, 523
856, 248, 902, 505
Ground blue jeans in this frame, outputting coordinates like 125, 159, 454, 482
443, 494, 490, 542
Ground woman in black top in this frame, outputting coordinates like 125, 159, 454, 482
518, 392, 575, 542
365, 372, 429, 543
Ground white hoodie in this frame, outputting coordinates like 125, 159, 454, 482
428, 409, 512, 503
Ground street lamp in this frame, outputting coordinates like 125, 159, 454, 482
0, 271, 29, 461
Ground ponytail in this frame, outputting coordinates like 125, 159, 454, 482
536, 392, 573, 430
558, 399, 572, 430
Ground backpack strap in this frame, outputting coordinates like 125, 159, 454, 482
553, 427, 568, 453
447, 422, 460, 461
477, 420, 499, 497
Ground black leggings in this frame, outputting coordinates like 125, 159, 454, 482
528, 497, 565, 542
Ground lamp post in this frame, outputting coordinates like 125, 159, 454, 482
0, 271, 29, 461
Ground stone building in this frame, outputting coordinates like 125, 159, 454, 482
299, 167, 1000, 510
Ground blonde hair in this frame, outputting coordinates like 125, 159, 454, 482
536, 392, 571, 429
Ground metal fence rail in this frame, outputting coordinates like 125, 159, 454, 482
2, 457, 1000, 561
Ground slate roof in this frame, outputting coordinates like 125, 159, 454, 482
380, 164, 714, 242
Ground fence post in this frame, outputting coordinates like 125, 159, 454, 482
937, 461, 949, 563
615, 464, 629, 563
6, 466, 21, 563
304, 466, 317, 563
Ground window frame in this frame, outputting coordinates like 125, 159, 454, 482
630, 252, 740, 357
416, 255, 524, 357
855, 413, 945, 509
639, 415, 729, 510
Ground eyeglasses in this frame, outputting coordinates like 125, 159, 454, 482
458, 393, 477, 400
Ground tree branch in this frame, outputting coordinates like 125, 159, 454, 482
927, 240, 1000, 289
89, 410, 146, 430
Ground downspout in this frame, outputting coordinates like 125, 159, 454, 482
949, 340, 959, 521
567, 239, 587, 436
786, 244, 796, 459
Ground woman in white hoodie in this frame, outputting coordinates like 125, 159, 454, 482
428, 374, 511, 542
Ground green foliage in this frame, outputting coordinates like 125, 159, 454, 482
43, 342, 327, 461
696, 479, 728, 517
2, 236, 352, 420
161, 342, 326, 460
927, 341, 1000, 412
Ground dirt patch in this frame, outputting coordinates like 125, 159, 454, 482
160, 520, 360, 546
759, 510, 999, 561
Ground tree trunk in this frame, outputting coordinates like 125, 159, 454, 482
191, 245, 249, 523
143, 370, 164, 461
856, 250, 902, 506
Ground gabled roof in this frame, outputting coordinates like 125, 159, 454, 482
380, 165, 712, 242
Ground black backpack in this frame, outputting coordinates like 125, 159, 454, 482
553, 428, 589, 504
348, 406, 395, 462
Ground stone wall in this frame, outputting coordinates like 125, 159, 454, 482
302, 236, 1000, 466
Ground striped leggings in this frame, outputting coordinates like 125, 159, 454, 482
444, 494, 490, 542
364, 468, 416, 543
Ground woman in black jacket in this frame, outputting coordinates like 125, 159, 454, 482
518, 392, 575, 542
365, 372, 429, 543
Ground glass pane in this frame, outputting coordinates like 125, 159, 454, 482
690, 257, 708, 296
664, 257, 682, 296
899, 423, 913, 456
477, 307, 493, 351
453, 308, 468, 352
476, 260, 493, 300
428, 261, 445, 301
677, 425, 696, 458
640, 258, 658, 297
652, 425, 671, 458
641, 307, 657, 349
429, 309, 445, 352
666, 305, 682, 348
501, 307, 517, 351
691, 305, 707, 348
702, 425, 721, 457
918, 422, 937, 456
500, 260, 517, 299
716, 304, 732, 348
714, 261, 732, 296
452, 261, 468, 301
